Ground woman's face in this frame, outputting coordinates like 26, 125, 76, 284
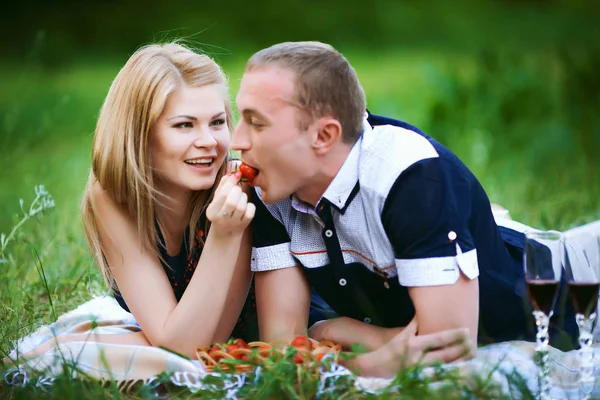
151, 84, 230, 195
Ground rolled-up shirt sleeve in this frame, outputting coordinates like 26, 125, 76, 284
382, 158, 480, 287
250, 188, 297, 272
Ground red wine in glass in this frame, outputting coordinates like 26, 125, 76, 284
568, 282, 600, 317
527, 280, 560, 315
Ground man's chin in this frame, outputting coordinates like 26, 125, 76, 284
259, 188, 288, 205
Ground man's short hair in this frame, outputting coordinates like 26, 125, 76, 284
246, 41, 367, 144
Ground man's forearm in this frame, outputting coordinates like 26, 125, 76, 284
309, 317, 407, 351
255, 268, 311, 342
259, 317, 309, 342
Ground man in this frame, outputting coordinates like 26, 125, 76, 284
231, 41, 576, 377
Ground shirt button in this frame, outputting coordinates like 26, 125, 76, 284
364, 317, 371, 324
324, 229, 333, 238
339, 278, 347, 286
448, 231, 457, 241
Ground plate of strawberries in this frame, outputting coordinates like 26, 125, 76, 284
196, 336, 342, 373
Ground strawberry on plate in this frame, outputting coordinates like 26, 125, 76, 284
291, 335, 313, 351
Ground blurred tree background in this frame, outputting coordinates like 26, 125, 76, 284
1, 0, 599, 238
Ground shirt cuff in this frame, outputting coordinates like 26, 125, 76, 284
251, 243, 296, 272
395, 249, 479, 287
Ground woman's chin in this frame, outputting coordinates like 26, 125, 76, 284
176, 176, 217, 193
189, 181, 216, 192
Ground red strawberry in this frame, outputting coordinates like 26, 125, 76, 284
291, 336, 312, 350
232, 338, 250, 349
239, 163, 258, 182
293, 352, 306, 364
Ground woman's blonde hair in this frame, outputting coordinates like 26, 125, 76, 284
81, 42, 233, 288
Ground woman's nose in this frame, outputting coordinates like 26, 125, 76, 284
193, 127, 217, 148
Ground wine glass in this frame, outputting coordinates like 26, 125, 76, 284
525, 230, 564, 400
564, 234, 600, 399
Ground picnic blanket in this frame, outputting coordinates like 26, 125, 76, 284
5, 295, 600, 399
6, 218, 600, 397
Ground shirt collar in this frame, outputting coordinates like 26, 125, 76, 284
320, 116, 371, 212
290, 115, 371, 215
291, 194, 317, 216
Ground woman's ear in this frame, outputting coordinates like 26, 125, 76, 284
312, 117, 342, 155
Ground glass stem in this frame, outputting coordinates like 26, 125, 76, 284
533, 310, 552, 400
577, 313, 596, 399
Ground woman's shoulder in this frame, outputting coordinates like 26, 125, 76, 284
88, 181, 149, 257
89, 181, 131, 222
90, 181, 115, 209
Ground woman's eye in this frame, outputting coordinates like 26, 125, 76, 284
174, 122, 193, 129
210, 118, 226, 127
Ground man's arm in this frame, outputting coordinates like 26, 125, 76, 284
382, 158, 481, 343
347, 325, 473, 378
409, 274, 479, 338
308, 317, 408, 351
256, 267, 311, 341
250, 187, 311, 341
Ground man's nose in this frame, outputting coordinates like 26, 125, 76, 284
231, 122, 251, 151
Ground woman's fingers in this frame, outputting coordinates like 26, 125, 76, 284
220, 185, 243, 217
207, 173, 241, 219
243, 202, 256, 221
214, 172, 236, 195
231, 191, 248, 219
206, 170, 256, 232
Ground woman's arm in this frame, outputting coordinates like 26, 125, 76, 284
210, 161, 254, 342
13, 331, 151, 361
210, 191, 254, 342
95, 173, 255, 358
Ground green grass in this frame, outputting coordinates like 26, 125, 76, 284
1, 42, 599, 398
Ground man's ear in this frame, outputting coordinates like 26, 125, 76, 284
312, 117, 342, 155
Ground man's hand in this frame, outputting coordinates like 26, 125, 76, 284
348, 327, 475, 378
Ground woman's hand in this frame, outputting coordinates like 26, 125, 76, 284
206, 171, 256, 235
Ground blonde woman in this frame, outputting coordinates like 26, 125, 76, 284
24, 42, 258, 359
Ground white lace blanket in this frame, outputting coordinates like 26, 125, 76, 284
5, 296, 600, 399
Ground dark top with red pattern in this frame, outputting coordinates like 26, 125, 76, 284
113, 214, 259, 342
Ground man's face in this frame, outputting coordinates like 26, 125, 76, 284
232, 66, 317, 204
